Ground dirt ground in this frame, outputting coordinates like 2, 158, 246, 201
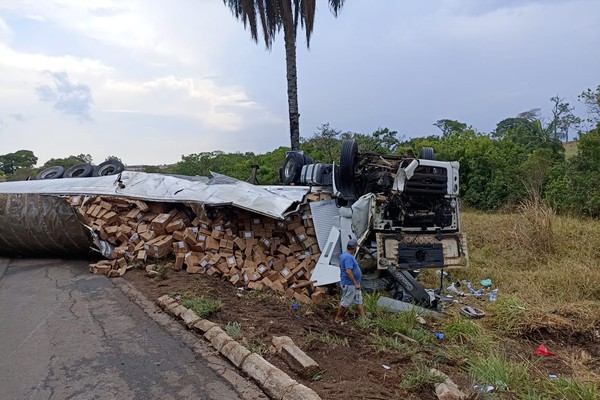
125, 267, 452, 400
124, 266, 599, 400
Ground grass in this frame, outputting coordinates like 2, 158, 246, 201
247, 341, 268, 356
399, 364, 446, 391
154, 265, 167, 281
468, 354, 599, 399
371, 333, 416, 354
225, 321, 242, 339
181, 296, 223, 318
373, 310, 431, 343
548, 377, 599, 400
362, 290, 382, 315
468, 355, 533, 394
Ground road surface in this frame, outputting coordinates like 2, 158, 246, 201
0, 258, 259, 400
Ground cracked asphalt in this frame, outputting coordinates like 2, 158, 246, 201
0, 258, 252, 400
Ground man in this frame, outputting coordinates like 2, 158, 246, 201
335, 239, 366, 323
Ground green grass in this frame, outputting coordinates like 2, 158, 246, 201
399, 364, 445, 391
225, 321, 242, 339
489, 295, 528, 334
374, 310, 431, 343
371, 333, 416, 354
362, 290, 382, 315
468, 355, 533, 394
181, 296, 223, 318
247, 341, 268, 356
154, 265, 167, 281
548, 377, 599, 400
306, 330, 349, 347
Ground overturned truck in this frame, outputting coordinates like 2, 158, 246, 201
281, 140, 468, 309
0, 140, 467, 310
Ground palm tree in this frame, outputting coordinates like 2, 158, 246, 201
223, 0, 345, 150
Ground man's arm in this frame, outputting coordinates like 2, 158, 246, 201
345, 268, 360, 289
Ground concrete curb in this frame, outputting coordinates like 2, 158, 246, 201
156, 295, 322, 400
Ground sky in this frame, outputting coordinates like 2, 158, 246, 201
0, 0, 598, 167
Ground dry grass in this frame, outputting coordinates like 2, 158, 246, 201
462, 207, 600, 310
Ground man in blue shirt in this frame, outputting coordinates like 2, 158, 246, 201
335, 239, 366, 323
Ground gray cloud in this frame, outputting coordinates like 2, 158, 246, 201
9, 113, 27, 122
35, 71, 93, 121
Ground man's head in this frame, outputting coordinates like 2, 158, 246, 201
347, 239, 358, 253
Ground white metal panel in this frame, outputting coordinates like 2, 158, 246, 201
0, 171, 296, 220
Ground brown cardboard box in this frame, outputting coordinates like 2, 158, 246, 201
151, 213, 174, 233
166, 219, 185, 233
172, 241, 189, 254
175, 253, 185, 270
184, 253, 200, 269
277, 245, 291, 256
233, 237, 246, 250
172, 230, 186, 241
205, 236, 220, 251
139, 230, 156, 242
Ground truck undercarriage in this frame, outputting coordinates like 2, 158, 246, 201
281, 140, 468, 310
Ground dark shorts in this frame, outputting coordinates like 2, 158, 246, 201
340, 285, 363, 308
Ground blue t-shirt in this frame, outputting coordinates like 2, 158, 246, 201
340, 252, 362, 286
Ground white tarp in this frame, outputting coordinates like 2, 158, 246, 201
0, 171, 297, 220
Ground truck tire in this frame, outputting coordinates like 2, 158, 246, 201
36, 166, 65, 180
338, 139, 359, 198
419, 147, 435, 160
93, 160, 125, 177
281, 152, 305, 184
64, 162, 93, 178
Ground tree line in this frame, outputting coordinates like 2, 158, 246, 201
2, 85, 599, 217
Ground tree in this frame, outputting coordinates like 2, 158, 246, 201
0, 150, 38, 174
549, 95, 581, 142
578, 84, 600, 128
105, 155, 122, 163
223, 0, 345, 150
433, 119, 467, 138
41, 155, 91, 170
301, 123, 341, 163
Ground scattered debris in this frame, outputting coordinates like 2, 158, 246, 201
480, 278, 492, 287
459, 306, 486, 319
534, 343, 555, 356
430, 368, 467, 400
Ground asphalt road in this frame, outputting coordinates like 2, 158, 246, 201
0, 258, 255, 400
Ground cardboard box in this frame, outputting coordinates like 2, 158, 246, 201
205, 236, 220, 251
233, 237, 246, 250
140, 230, 156, 242
172, 230, 186, 241
166, 219, 185, 233
175, 253, 185, 270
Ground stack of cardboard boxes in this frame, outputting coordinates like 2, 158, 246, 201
74, 192, 332, 304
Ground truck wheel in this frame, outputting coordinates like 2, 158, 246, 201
93, 160, 125, 177
339, 140, 359, 197
281, 152, 305, 184
64, 163, 93, 178
419, 147, 435, 160
36, 166, 65, 180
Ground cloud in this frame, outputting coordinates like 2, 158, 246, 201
9, 113, 27, 122
0, 16, 12, 43
35, 71, 93, 121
